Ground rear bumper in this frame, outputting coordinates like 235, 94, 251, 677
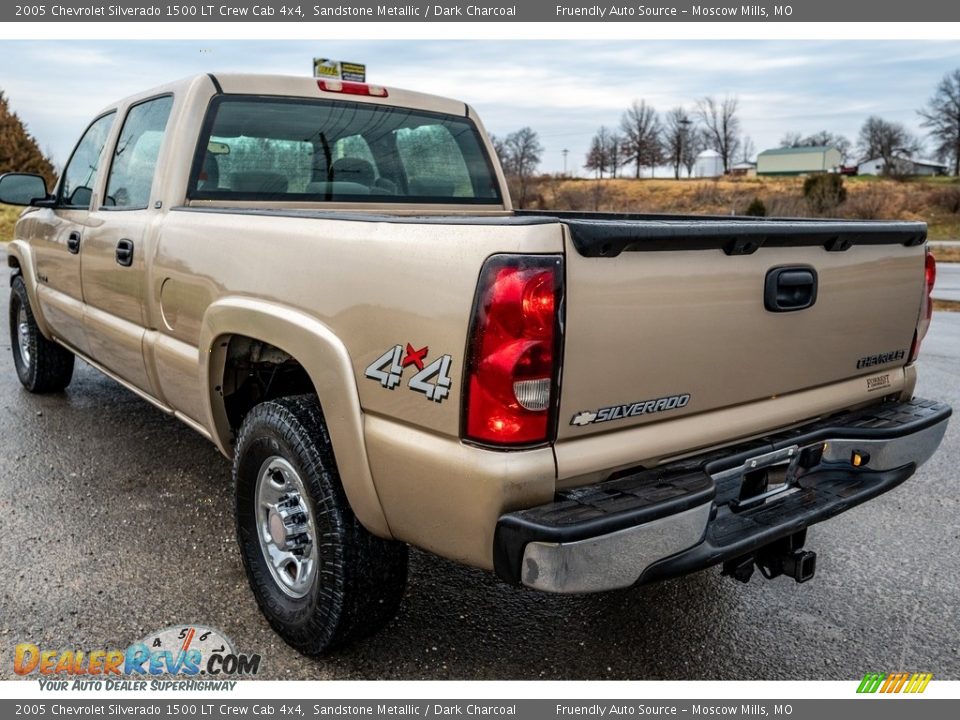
493, 398, 950, 593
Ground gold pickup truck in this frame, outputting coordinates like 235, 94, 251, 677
1, 73, 950, 655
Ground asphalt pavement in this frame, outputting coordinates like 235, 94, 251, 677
1, 246, 959, 681
934, 262, 960, 302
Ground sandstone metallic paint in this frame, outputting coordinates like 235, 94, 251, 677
81, 209, 153, 391
557, 237, 925, 442
11, 73, 932, 568
20, 207, 94, 355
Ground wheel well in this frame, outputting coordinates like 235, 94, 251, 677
8, 254, 21, 283
219, 335, 317, 436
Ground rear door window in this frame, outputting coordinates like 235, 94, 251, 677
104, 95, 174, 209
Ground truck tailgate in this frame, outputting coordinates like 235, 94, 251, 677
554, 216, 927, 441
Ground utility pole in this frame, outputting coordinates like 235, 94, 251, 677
678, 116, 692, 180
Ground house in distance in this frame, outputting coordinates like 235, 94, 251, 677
857, 156, 948, 177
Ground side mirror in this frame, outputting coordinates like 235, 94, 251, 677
0, 173, 51, 207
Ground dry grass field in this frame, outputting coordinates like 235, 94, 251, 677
3, 175, 959, 263
1, 204, 19, 242
525, 175, 960, 244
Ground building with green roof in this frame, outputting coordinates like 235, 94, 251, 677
756, 146, 842, 176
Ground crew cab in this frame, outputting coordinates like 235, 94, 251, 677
1, 73, 949, 654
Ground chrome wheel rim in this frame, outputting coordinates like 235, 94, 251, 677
255, 456, 318, 599
17, 304, 31, 369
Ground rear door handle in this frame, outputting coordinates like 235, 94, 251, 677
67, 231, 81, 254
115, 238, 134, 267
765, 266, 817, 312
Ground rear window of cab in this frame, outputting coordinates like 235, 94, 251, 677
188, 95, 502, 205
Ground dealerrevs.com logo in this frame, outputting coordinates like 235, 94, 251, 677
14, 625, 261, 691
857, 672, 933, 694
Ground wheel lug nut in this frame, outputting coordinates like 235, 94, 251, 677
277, 496, 300, 512
286, 533, 311, 551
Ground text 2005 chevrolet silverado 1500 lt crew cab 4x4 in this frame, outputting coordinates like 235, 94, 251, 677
1, 74, 950, 654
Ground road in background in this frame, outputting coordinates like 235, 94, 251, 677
934, 262, 960, 302
0, 245, 958, 680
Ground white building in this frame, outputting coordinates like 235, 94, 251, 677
730, 161, 757, 177
857, 157, 948, 177
694, 149, 724, 178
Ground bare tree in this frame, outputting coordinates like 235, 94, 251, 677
607, 132, 625, 178
804, 131, 852, 163
585, 126, 613, 178
857, 116, 920, 174
489, 134, 509, 169
696, 95, 741, 172
620, 100, 662, 179
663, 107, 696, 179
739, 135, 756, 164
779, 131, 804, 148
499, 127, 543, 208
919, 68, 960, 176
782, 130, 852, 163
681, 128, 706, 178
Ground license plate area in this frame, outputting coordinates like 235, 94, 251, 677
710, 445, 802, 512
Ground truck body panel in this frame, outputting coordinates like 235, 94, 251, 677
557, 240, 923, 440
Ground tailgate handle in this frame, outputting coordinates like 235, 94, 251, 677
765, 266, 817, 312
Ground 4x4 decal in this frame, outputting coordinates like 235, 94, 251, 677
364, 343, 453, 403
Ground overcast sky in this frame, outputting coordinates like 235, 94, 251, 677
2, 40, 959, 175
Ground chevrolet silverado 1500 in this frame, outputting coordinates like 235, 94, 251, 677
1, 73, 950, 654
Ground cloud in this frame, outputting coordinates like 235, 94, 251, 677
1, 39, 958, 173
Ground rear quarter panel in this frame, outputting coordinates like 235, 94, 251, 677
151, 210, 564, 565
153, 211, 562, 435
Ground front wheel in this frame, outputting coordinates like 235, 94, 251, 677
9, 276, 75, 393
233, 395, 408, 655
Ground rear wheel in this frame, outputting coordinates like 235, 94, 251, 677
233, 394, 407, 655
9, 276, 74, 393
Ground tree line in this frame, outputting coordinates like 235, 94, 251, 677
0, 91, 56, 188
492, 67, 960, 198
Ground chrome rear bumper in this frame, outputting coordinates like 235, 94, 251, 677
494, 398, 950, 593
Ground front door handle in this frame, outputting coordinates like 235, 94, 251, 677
67, 231, 81, 254
115, 238, 134, 267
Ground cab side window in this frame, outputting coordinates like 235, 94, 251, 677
59, 112, 116, 209
105, 96, 174, 209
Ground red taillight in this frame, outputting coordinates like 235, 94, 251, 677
926, 248, 937, 294
909, 250, 936, 362
463, 255, 563, 446
317, 80, 388, 97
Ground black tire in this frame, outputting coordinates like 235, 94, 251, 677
9, 275, 75, 393
233, 394, 408, 655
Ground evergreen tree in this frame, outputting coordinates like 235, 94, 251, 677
0, 91, 56, 187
